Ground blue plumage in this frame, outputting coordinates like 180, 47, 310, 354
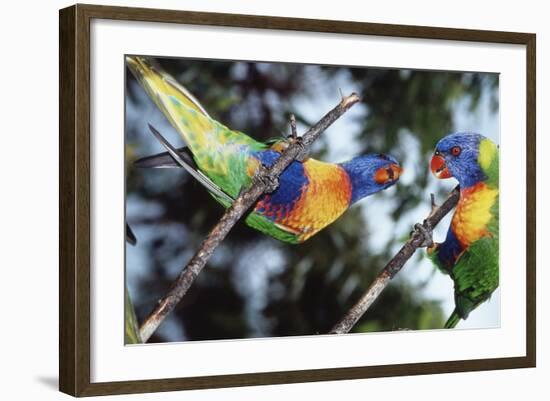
252, 150, 308, 222
435, 227, 464, 272
341, 154, 401, 204
434, 133, 487, 188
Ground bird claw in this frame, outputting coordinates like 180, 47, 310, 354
255, 166, 280, 194
286, 114, 309, 162
281, 136, 309, 162
262, 175, 280, 193
291, 136, 309, 162
414, 220, 434, 248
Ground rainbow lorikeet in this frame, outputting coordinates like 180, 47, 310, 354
426, 132, 499, 328
127, 56, 402, 244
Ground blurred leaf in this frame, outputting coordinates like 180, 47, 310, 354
125, 287, 141, 344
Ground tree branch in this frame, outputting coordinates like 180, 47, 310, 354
329, 186, 460, 335
139, 93, 361, 342
290, 113, 298, 139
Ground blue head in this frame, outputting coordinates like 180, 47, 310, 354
341, 154, 402, 204
430, 132, 487, 188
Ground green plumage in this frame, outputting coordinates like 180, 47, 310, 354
445, 233, 499, 328
214, 196, 300, 244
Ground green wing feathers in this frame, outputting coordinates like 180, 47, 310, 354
126, 56, 266, 198
450, 236, 499, 319
214, 195, 301, 244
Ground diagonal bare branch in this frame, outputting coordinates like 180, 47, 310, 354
329, 186, 460, 335
139, 93, 361, 342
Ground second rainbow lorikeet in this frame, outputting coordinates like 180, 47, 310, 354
127, 56, 402, 244
422, 132, 499, 328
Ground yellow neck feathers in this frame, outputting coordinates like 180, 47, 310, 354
452, 182, 498, 248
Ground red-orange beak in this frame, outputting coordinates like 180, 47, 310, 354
430, 154, 451, 179
374, 163, 403, 185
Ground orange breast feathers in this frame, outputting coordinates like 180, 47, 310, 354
279, 159, 352, 242
451, 182, 498, 248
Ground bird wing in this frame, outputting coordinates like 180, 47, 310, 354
136, 124, 234, 203
449, 235, 499, 318
445, 193, 499, 319
133, 147, 193, 169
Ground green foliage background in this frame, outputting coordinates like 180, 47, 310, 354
125, 58, 498, 342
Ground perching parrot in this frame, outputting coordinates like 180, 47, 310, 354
427, 132, 499, 328
126, 56, 402, 244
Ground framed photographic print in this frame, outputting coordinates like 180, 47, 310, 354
59, 4, 536, 397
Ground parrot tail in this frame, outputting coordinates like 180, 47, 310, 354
444, 309, 461, 329
134, 124, 234, 204
125, 55, 222, 158
126, 56, 209, 117
126, 55, 263, 178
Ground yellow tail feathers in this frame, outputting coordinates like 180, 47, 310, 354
126, 56, 209, 118
126, 56, 224, 158
126, 56, 264, 194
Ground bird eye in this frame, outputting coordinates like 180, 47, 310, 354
451, 146, 461, 156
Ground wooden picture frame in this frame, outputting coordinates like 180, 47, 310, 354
59, 3, 536, 397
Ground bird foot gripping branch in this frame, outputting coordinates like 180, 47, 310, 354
414, 220, 434, 248
409, 193, 439, 249
253, 165, 280, 194
289, 136, 309, 162
413, 193, 440, 248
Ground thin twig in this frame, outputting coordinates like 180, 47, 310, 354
329, 186, 460, 335
290, 113, 297, 139
139, 93, 361, 342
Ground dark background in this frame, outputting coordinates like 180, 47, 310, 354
125, 57, 498, 343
